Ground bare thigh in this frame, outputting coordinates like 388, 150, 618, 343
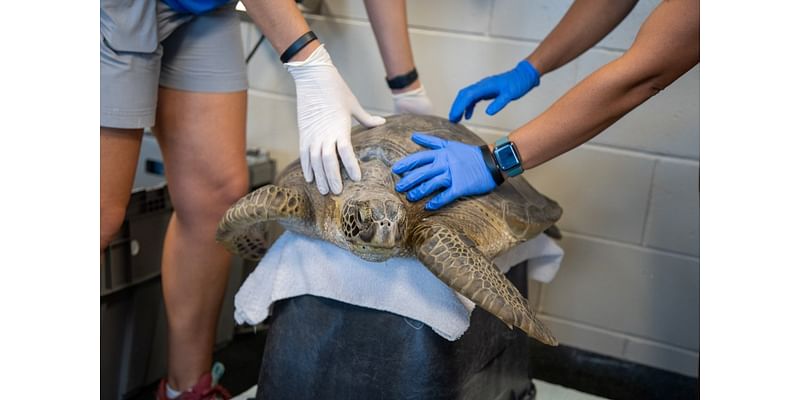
100, 128, 143, 251
153, 87, 248, 222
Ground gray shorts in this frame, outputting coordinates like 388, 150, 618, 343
100, 0, 247, 129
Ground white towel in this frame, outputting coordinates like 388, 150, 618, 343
234, 231, 564, 341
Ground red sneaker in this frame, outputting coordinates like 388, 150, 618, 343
155, 363, 232, 400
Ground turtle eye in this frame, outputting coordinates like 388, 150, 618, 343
357, 208, 370, 224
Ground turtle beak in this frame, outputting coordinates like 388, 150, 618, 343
363, 199, 404, 248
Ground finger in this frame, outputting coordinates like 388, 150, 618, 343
337, 139, 361, 182
425, 188, 458, 211
322, 142, 343, 195
309, 142, 329, 195
351, 103, 386, 128
486, 94, 512, 116
465, 102, 477, 120
411, 133, 447, 149
392, 150, 436, 175
300, 142, 312, 183
449, 87, 476, 123
395, 163, 445, 193
407, 173, 451, 202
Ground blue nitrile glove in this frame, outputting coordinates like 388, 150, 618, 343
449, 60, 541, 123
393, 133, 497, 211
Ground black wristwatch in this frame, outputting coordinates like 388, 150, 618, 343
479, 145, 504, 185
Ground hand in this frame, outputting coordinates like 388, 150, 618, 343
449, 60, 540, 123
392, 133, 497, 211
286, 45, 386, 195
392, 85, 434, 115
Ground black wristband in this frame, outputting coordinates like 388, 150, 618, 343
479, 145, 505, 186
386, 68, 419, 90
280, 31, 318, 63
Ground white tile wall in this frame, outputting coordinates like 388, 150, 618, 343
323, 0, 493, 35
541, 234, 700, 351
246, 92, 299, 171
490, 0, 661, 51
623, 335, 700, 377
523, 147, 656, 244
240, 0, 699, 377
644, 159, 700, 256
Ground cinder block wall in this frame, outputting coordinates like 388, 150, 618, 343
240, 0, 699, 377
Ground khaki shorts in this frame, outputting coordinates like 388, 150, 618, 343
100, 0, 247, 129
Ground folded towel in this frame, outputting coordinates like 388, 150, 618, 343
234, 231, 563, 341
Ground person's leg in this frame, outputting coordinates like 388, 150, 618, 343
100, 128, 143, 252
153, 87, 248, 391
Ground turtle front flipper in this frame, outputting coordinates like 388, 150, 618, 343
216, 185, 313, 261
413, 224, 557, 346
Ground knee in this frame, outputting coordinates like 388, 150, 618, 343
100, 204, 127, 251
173, 172, 250, 226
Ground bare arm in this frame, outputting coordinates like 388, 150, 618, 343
241, 0, 320, 61
363, 0, 420, 93
528, 0, 638, 74
510, 0, 700, 169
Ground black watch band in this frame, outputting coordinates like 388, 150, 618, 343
280, 31, 318, 63
479, 145, 505, 186
386, 67, 419, 90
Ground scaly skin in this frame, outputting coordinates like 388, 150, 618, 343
216, 115, 562, 345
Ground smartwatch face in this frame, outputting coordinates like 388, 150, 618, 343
495, 143, 521, 171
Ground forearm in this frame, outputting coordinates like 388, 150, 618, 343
528, 0, 637, 74
363, 0, 420, 92
242, 0, 319, 61
512, 0, 699, 169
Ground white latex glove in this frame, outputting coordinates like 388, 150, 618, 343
285, 45, 386, 195
392, 85, 434, 115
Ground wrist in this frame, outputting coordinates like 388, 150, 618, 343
390, 79, 421, 94
492, 136, 524, 178
515, 59, 541, 89
289, 40, 319, 62
386, 67, 419, 91
479, 145, 505, 186
281, 31, 320, 63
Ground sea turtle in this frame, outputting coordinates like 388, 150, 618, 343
216, 114, 562, 345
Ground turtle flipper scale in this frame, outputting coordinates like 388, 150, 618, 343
216, 185, 312, 261
413, 224, 557, 346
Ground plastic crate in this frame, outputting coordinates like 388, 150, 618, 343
101, 184, 172, 296
101, 149, 276, 399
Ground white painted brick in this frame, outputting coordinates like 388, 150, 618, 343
489, 0, 570, 42
576, 51, 700, 159
409, 31, 577, 131
490, 0, 660, 51
538, 315, 627, 359
242, 23, 297, 96
541, 234, 700, 350
600, 0, 661, 50
623, 336, 700, 377
269, 17, 580, 127
644, 160, 700, 256
538, 315, 699, 377
306, 17, 395, 112
323, 0, 492, 34
523, 146, 655, 244
320, 0, 367, 19
246, 92, 299, 171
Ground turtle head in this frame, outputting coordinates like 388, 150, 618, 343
340, 195, 407, 261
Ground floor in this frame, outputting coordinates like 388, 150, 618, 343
231, 380, 608, 400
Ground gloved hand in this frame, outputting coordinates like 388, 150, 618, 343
392, 85, 434, 115
449, 60, 541, 123
392, 133, 497, 211
286, 44, 386, 195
